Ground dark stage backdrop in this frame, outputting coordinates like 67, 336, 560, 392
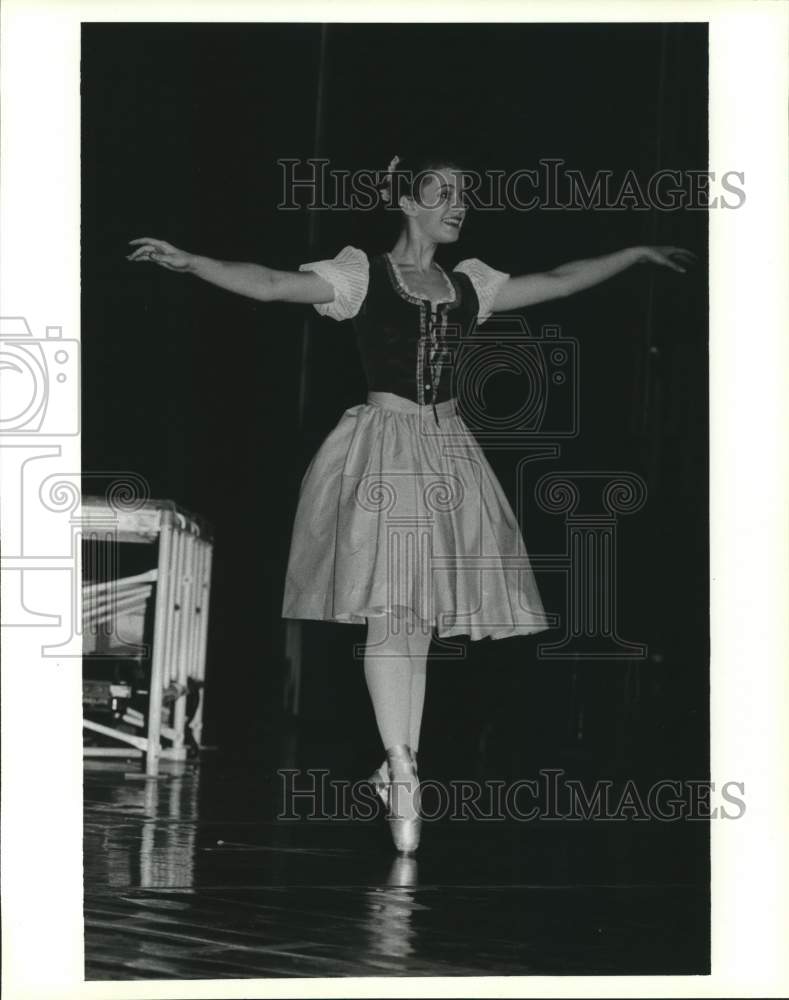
82, 23, 708, 789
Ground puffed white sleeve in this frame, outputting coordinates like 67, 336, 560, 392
453, 257, 510, 325
298, 245, 369, 321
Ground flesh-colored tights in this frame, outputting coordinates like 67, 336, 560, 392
363, 608, 432, 753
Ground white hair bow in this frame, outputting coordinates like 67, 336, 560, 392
380, 154, 401, 204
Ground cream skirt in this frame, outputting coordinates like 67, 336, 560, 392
281, 391, 551, 641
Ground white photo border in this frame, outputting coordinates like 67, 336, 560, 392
1, 1, 787, 998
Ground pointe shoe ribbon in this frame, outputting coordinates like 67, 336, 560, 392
368, 750, 418, 808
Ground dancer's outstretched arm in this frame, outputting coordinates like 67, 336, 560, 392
127, 237, 335, 305
490, 245, 697, 312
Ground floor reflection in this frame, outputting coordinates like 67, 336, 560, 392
84, 757, 710, 979
85, 760, 199, 889
365, 856, 423, 960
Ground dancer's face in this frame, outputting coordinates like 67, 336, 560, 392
401, 167, 467, 244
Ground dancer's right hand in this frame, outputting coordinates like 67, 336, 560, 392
126, 237, 193, 272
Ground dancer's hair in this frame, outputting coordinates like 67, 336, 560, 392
376, 151, 467, 208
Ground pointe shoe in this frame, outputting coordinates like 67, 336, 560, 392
368, 751, 418, 808
368, 761, 390, 807
385, 743, 421, 854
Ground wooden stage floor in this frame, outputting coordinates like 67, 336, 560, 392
84, 755, 710, 981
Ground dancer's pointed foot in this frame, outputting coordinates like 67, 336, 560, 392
385, 744, 421, 854
368, 751, 418, 809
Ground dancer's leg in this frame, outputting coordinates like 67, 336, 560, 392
403, 610, 432, 753
364, 609, 424, 848
363, 611, 412, 749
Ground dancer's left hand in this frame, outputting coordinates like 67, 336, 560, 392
637, 246, 698, 273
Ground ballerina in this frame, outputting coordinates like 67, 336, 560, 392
128, 152, 695, 853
